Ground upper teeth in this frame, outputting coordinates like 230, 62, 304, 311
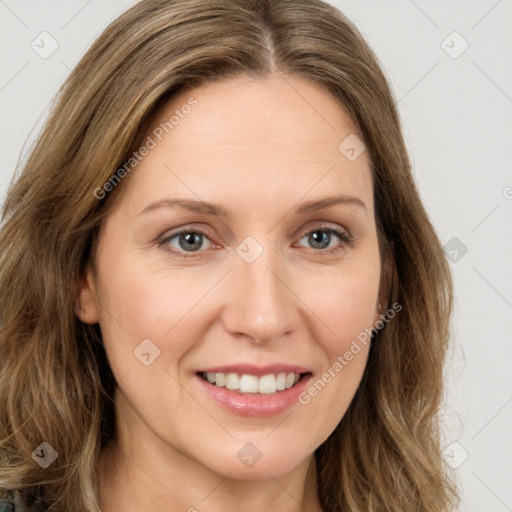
203, 372, 301, 394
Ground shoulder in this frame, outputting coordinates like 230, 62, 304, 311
0, 492, 45, 512
0, 492, 19, 512
0, 501, 15, 512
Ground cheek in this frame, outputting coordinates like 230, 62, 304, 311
298, 249, 381, 349
295, 276, 378, 441
294, 248, 380, 412
94, 252, 226, 373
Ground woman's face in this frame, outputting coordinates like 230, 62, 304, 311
78, 73, 381, 480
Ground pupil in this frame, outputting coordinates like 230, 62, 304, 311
310, 230, 329, 249
180, 232, 202, 251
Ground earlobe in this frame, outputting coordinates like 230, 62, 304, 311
372, 302, 383, 328
75, 265, 100, 325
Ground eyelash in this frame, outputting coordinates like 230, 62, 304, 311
158, 225, 353, 259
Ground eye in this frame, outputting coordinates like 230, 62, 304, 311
160, 229, 213, 257
296, 226, 353, 254
158, 224, 353, 259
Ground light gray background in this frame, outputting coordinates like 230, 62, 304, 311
1, 1, 511, 511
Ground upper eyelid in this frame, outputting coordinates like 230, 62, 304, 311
295, 221, 351, 240
159, 225, 215, 244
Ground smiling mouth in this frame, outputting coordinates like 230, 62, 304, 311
198, 371, 311, 395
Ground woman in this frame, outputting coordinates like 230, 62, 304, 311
0, 0, 458, 510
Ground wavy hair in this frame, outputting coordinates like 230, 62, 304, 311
0, 0, 458, 510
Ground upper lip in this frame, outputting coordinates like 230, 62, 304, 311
196, 364, 311, 377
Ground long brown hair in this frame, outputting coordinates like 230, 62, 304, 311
0, 0, 458, 510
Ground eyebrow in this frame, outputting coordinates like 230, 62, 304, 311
138, 193, 367, 217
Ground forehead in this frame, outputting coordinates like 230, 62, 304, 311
116, 73, 373, 217
153, 74, 364, 156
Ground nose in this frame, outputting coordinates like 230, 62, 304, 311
221, 247, 299, 345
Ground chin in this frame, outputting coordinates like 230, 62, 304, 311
197, 442, 312, 481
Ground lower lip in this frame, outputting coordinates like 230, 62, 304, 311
194, 373, 312, 417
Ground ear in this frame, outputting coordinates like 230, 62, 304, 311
374, 239, 396, 324
75, 264, 100, 325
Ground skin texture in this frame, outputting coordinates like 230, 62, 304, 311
77, 73, 382, 512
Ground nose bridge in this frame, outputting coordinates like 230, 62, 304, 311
223, 242, 297, 343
